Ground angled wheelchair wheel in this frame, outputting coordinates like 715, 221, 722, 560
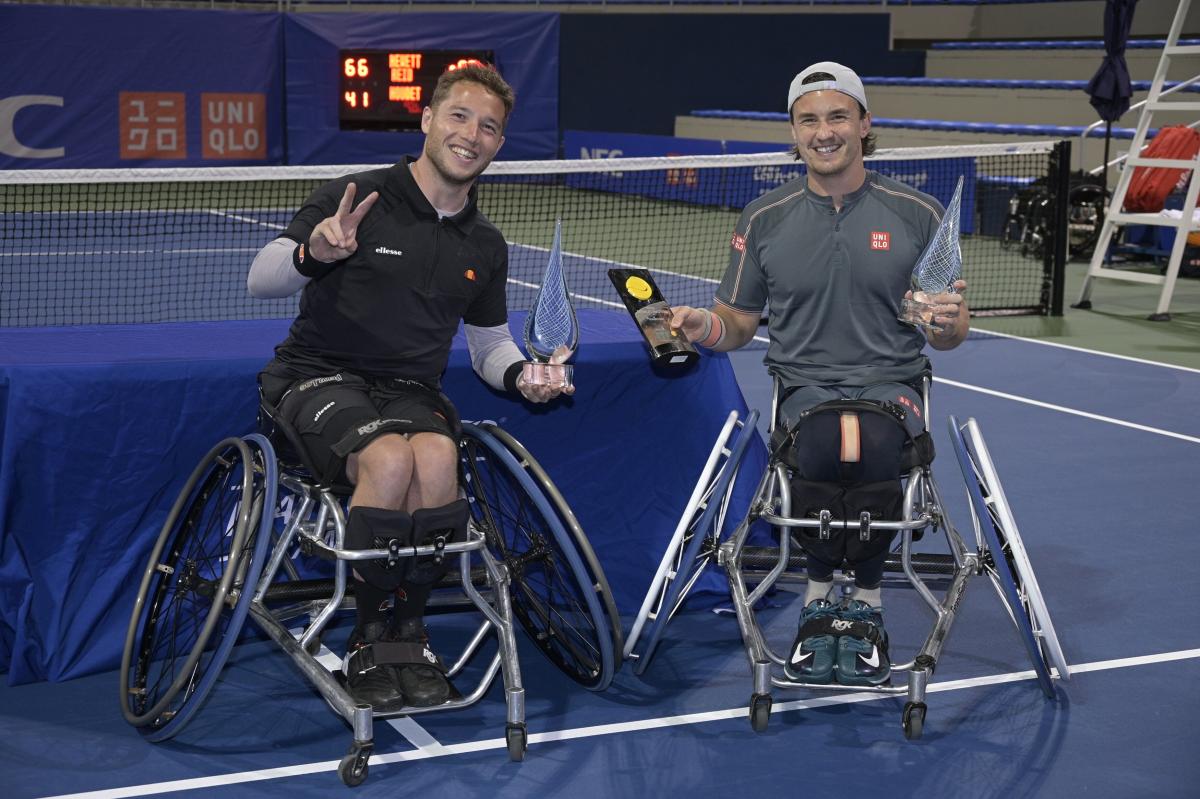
628, 409, 759, 675
481, 424, 623, 663
119, 434, 276, 740
948, 416, 1069, 698
460, 423, 616, 691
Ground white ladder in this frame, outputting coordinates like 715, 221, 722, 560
1075, 0, 1200, 321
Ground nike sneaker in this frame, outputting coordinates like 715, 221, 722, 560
835, 599, 891, 687
783, 599, 839, 684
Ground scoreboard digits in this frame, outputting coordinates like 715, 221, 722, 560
339, 49, 495, 131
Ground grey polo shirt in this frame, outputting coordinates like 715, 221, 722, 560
716, 170, 944, 387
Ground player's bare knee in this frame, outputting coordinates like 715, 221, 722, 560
355, 433, 416, 488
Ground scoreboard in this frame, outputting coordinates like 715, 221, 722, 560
339, 49, 495, 131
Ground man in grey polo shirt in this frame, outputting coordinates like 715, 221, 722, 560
670, 62, 968, 687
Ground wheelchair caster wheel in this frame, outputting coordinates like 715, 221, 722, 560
338, 743, 372, 787
903, 702, 926, 741
749, 694, 772, 732
506, 723, 527, 762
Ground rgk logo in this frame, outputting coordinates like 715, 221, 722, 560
870, 231, 890, 250
730, 233, 746, 252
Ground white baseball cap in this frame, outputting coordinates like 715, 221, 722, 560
787, 62, 869, 114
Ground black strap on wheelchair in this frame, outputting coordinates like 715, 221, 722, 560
796, 614, 885, 646
345, 641, 449, 677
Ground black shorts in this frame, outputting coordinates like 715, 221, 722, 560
259, 370, 460, 484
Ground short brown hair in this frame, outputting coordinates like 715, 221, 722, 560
429, 63, 516, 128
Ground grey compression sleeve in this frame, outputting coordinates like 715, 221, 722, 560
247, 237, 309, 299
466, 323, 526, 393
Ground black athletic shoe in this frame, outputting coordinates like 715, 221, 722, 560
344, 621, 404, 707
390, 618, 451, 707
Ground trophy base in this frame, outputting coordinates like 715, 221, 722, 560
650, 345, 700, 369
898, 297, 945, 335
521, 361, 574, 389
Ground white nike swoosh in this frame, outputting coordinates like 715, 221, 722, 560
790, 649, 814, 667
858, 647, 881, 669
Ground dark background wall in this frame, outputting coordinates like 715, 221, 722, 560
559, 13, 924, 138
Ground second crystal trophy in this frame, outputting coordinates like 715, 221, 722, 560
608, 267, 699, 369
899, 175, 965, 334
522, 219, 578, 388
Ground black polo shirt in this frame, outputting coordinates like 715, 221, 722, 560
270, 157, 509, 381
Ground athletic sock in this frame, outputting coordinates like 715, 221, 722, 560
804, 577, 833, 606
353, 578, 391, 628
393, 581, 434, 623
852, 585, 882, 608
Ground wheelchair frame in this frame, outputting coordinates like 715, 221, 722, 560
720, 380, 1069, 738
120, 414, 618, 786
625, 379, 1069, 740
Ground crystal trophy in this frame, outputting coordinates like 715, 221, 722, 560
522, 219, 578, 388
608, 267, 699, 369
899, 175, 964, 334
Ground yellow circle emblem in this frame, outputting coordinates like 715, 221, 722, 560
625, 275, 653, 301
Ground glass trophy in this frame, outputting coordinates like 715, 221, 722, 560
522, 219, 578, 389
899, 175, 964, 334
608, 267, 699, 369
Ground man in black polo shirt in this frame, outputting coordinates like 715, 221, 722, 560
247, 65, 568, 709
670, 62, 969, 688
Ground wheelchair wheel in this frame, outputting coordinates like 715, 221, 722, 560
628, 410, 759, 675
948, 417, 1069, 698
119, 434, 277, 740
480, 423, 623, 664
460, 423, 616, 691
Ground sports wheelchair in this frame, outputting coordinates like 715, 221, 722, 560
118, 401, 620, 786
626, 378, 1069, 739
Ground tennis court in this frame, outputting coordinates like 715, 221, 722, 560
2, 320, 1197, 798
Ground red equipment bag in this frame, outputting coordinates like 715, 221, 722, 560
1124, 125, 1200, 213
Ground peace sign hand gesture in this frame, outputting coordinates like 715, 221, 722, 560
307, 182, 380, 263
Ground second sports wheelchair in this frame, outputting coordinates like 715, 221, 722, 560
626, 378, 1069, 739
118, 401, 621, 786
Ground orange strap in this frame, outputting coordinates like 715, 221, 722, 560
839, 412, 861, 463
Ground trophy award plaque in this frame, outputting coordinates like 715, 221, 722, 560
608, 267, 699, 369
899, 175, 965, 334
522, 219, 578, 389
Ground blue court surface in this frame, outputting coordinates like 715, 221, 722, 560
2, 330, 1197, 798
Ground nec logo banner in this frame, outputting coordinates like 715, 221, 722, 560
730, 233, 746, 252
870, 231, 890, 251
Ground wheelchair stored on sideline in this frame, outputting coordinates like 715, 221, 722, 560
118, 402, 621, 786
625, 378, 1069, 739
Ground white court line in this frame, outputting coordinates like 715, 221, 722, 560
507, 277, 624, 310
38, 648, 1200, 799
934, 376, 1200, 445
969, 327, 1200, 375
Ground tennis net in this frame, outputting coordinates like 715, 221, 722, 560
0, 140, 1071, 327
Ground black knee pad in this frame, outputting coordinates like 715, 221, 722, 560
407, 499, 470, 586
787, 399, 910, 483
346, 506, 415, 591
346, 500, 471, 589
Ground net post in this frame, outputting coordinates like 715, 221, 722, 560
1046, 139, 1072, 317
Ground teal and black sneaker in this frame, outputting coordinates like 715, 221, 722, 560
835, 600, 891, 687
784, 599, 839, 684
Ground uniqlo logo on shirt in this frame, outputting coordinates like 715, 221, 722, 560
870, 231, 891, 250
730, 233, 746, 252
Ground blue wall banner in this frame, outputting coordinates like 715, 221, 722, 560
285, 13, 558, 164
567, 132, 975, 234
0, 6, 284, 169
